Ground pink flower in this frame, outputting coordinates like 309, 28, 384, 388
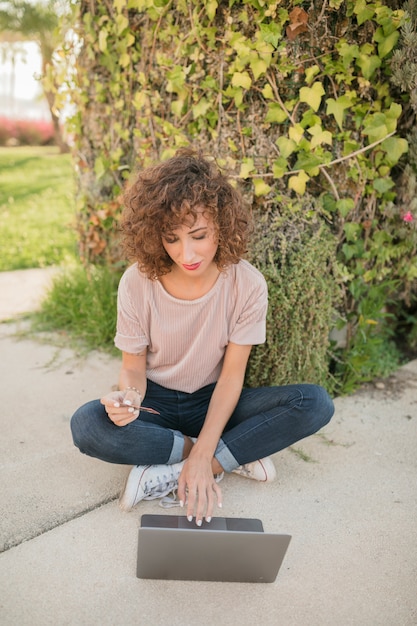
403, 211, 414, 222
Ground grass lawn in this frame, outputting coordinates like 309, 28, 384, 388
0, 146, 77, 271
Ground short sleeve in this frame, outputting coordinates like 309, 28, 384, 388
114, 271, 149, 354
229, 272, 268, 345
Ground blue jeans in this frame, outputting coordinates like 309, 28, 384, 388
71, 380, 334, 472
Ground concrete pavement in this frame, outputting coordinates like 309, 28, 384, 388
0, 269, 416, 625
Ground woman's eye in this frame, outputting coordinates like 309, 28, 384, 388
164, 238, 177, 244
193, 235, 206, 240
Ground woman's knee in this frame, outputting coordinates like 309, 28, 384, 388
309, 384, 334, 428
70, 399, 104, 450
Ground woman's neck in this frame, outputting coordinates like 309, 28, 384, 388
159, 264, 220, 300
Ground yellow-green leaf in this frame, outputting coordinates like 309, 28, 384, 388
265, 103, 288, 124
305, 65, 320, 85
250, 56, 269, 80
239, 158, 255, 179
326, 95, 353, 130
273, 157, 288, 178
276, 136, 297, 158
192, 98, 211, 118
377, 30, 399, 58
356, 54, 381, 80
253, 178, 271, 196
261, 84, 274, 100
381, 137, 408, 165
98, 29, 108, 53
231, 71, 252, 90
116, 14, 129, 35
299, 82, 325, 112
308, 125, 333, 149
288, 171, 309, 195
119, 53, 130, 68
289, 124, 305, 145
205, 0, 218, 21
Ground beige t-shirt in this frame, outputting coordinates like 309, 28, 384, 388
114, 259, 268, 393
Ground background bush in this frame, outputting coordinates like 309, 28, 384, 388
0, 116, 55, 146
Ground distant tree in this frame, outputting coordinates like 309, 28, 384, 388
0, 0, 69, 152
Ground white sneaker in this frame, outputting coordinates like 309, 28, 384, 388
232, 456, 276, 482
160, 471, 225, 508
119, 462, 185, 512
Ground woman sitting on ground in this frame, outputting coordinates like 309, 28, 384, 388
70, 148, 334, 526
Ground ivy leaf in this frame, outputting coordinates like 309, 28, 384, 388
354, 0, 375, 25
231, 71, 252, 89
253, 178, 272, 196
273, 157, 288, 178
192, 98, 211, 118
250, 55, 269, 80
356, 54, 381, 80
381, 137, 408, 165
265, 103, 288, 124
259, 22, 282, 48
363, 113, 389, 141
376, 29, 399, 58
99, 29, 108, 53
299, 82, 325, 112
294, 152, 322, 176
276, 136, 297, 158
373, 178, 395, 193
305, 65, 320, 85
239, 158, 255, 179
119, 53, 130, 68
205, 0, 218, 21
288, 171, 309, 195
337, 42, 359, 68
262, 84, 274, 100
337, 198, 355, 218
326, 95, 354, 130
116, 14, 129, 35
308, 124, 333, 149
289, 124, 305, 144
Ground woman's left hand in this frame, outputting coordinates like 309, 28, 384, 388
177, 452, 223, 526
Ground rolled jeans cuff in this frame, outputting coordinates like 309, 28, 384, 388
214, 438, 239, 473
167, 430, 185, 464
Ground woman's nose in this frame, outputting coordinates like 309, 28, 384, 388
180, 239, 195, 262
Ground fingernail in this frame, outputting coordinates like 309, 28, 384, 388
128, 407, 135, 413
218, 502, 223, 508
196, 520, 202, 527
187, 515, 193, 522
124, 399, 132, 406
206, 517, 211, 523
179, 500, 184, 507
113, 402, 120, 408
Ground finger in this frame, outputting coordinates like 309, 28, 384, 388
213, 482, 223, 510
111, 409, 139, 426
204, 484, 216, 523
195, 487, 210, 527
177, 476, 187, 508
186, 487, 197, 524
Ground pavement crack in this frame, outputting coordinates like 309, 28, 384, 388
1, 496, 118, 554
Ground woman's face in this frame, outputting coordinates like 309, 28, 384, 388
161, 212, 219, 278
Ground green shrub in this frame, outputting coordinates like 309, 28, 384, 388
33, 264, 122, 354
245, 200, 339, 391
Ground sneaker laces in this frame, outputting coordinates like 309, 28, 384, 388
158, 472, 225, 509
142, 473, 179, 502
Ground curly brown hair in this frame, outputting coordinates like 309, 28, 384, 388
121, 148, 251, 278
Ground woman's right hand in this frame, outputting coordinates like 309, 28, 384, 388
100, 389, 141, 427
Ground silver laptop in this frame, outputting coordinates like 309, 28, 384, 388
137, 514, 291, 583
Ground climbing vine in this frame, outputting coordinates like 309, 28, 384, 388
53, 0, 417, 392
